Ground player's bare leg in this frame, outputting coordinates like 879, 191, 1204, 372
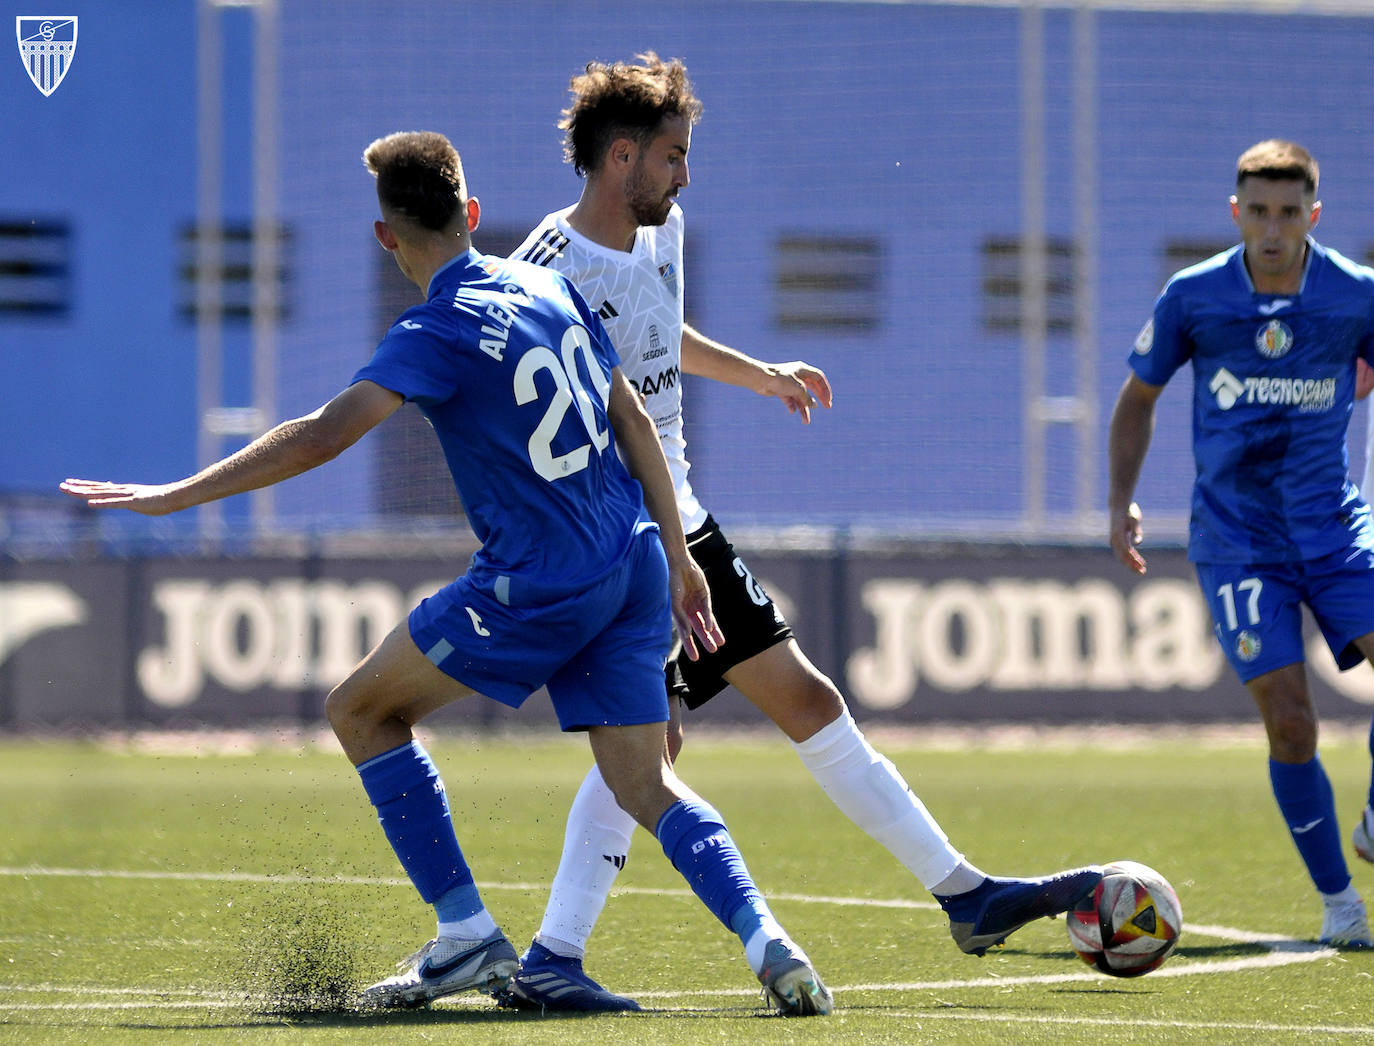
324, 623, 520, 1006
581, 722, 831, 1015
724, 639, 1101, 953
1248, 662, 1371, 947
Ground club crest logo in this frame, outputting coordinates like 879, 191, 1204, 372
16, 16, 76, 97
658, 261, 678, 298
1255, 319, 1293, 359
1235, 630, 1262, 662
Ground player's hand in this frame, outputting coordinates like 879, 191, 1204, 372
759, 361, 833, 424
1109, 501, 1147, 574
670, 558, 724, 661
60, 478, 185, 516
1357, 359, 1374, 400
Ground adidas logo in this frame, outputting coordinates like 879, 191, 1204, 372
598, 300, 619, 320
602, 853, 627, 870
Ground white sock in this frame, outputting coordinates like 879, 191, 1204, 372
743, 919, 790, 976
534, 763, 637, 957
437, 909, 498, 941
792, 710, 965, 889
1323, 884, 1363, 907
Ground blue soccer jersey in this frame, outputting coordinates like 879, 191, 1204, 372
353, 250, 652, 603
1131, 237, 1374, 563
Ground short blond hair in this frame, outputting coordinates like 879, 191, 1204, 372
1236, 139, 1318, 194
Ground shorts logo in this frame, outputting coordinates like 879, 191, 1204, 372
16, 16, 77, 97
465, 606, 490, 637
1255, 319, 1294, 359
1133, 318, 1154, 355
1235, 630, 1262, 662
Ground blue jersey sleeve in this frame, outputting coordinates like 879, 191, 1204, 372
352, 310, 461, 407
1129, 285, 1191, 387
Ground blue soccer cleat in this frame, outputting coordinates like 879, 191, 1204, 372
494, 942, 641, 1013
941, 866, 1104, 956
358, 930, 519, 1009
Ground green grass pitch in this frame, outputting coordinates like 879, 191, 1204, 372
2, 725, 1373, 1044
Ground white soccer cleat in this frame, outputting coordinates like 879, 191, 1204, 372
757, 938, 833, 1017
359, 931, 519, 1009
1319, 897, 1374, 950
1353, 807, 1374, 865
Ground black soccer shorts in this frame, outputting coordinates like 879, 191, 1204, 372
666, 514, 794, 710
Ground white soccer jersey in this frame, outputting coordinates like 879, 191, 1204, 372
513, 203, 708, 532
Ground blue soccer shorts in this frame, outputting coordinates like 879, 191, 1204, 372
408, 528, 673, 730
1195, 543, 1374, 683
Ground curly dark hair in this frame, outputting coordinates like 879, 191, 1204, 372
559, 52, 702, 177
362, 131, 467, 232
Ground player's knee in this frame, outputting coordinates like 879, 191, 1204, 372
779, 672, 846, 739
1267, 705, 1319, 760
322, 685, 354, 736
598, 761, 673, 829
324, 679, 382, 737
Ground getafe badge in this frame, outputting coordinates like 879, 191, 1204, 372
16, 16, 77, 97
1254, 318, 1293, 359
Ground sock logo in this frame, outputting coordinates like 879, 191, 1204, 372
1292, 818, 1324, 834
691, 831, 728, 856
602, 853, 627, 870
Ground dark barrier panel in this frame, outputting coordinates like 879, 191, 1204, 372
4, 543, 1373, 729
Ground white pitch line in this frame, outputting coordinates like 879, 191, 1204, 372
868, 1010, 1374, 1039
0, 999, 253, 1013
0, 864, 1345, 1015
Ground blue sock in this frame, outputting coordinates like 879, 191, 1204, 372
655, 799, 771, 943
357, 741, 476, 907
1269, 755, 1350, 895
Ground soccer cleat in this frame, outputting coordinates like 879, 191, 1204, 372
494, 942, 641, 1013
358, 930, 519, 1009
1320, 897, 1374, 950
1353, 807, 1374, 865
942, 866, 1104, 957
757, 938, 833, 1017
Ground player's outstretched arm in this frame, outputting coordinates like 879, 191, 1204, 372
61, 381, 403, 516
680, 323, 833, 424
1107, 374, 1164, 575
606, 367, 723, 660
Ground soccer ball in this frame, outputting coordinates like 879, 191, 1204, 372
1065, 860, 1182, 977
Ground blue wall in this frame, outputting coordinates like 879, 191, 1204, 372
5, 1, 1374, 541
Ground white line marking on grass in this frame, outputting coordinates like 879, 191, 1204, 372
0, 867, 937, 906
0, 864, 1347, 1019
0, 1000, 244, 1013
869, 1011, 1374, 1039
